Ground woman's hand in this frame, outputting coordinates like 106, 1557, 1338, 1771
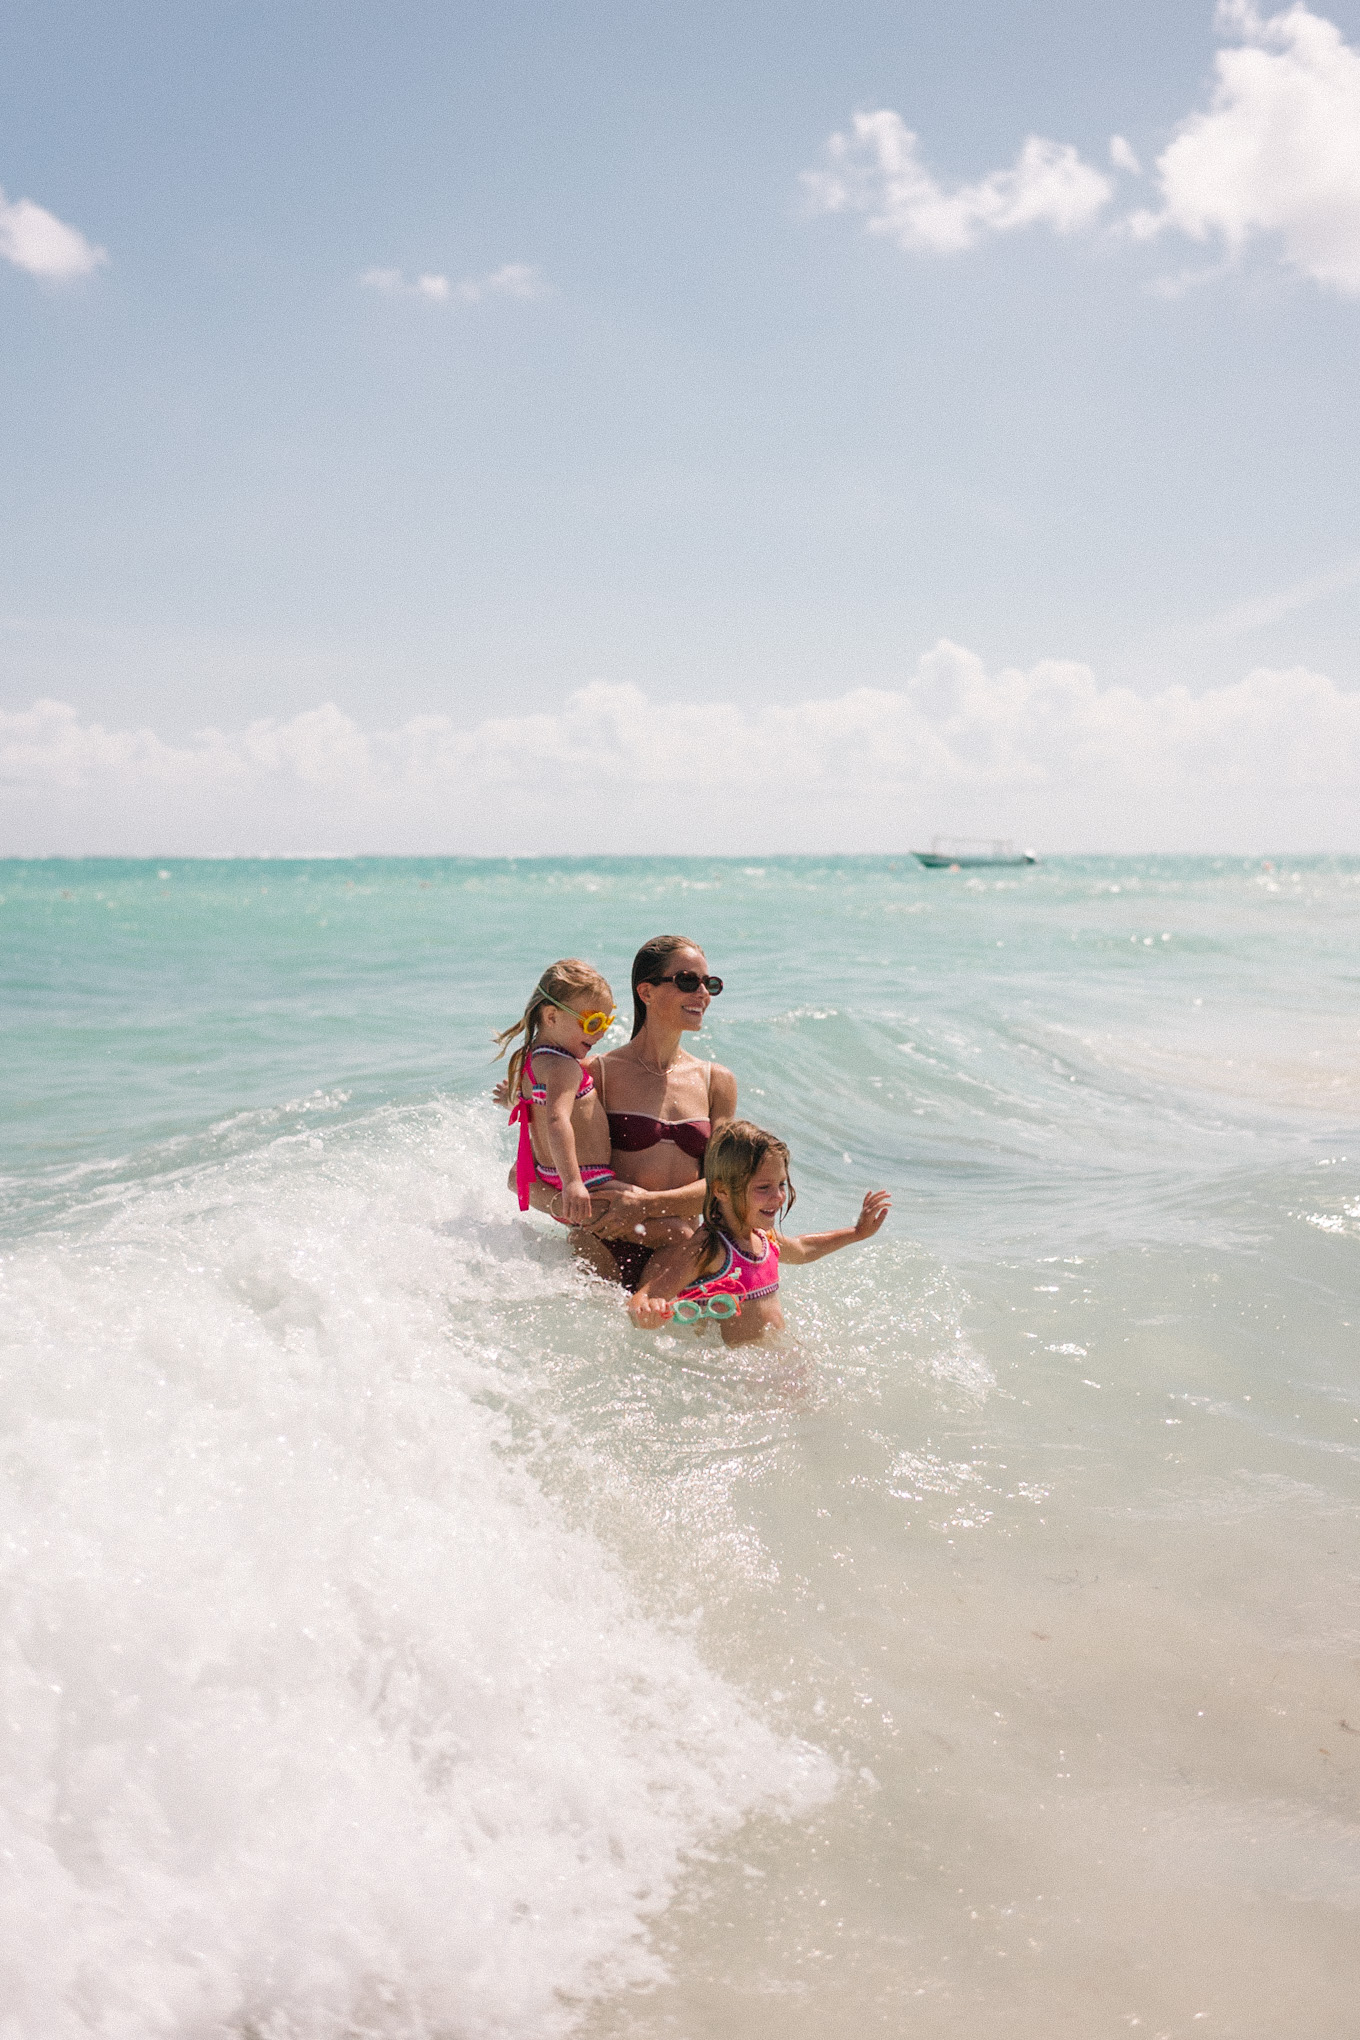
581, 1181, 651, 1236
628, 1294, 675, 1330
854, 1190, 892, 1239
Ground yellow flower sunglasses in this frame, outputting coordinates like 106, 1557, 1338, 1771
541, 989, 616, 1040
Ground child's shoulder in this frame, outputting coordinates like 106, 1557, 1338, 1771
526, 1041, 572, 1065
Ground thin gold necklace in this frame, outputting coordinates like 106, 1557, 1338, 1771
633, 1039, 683, 1078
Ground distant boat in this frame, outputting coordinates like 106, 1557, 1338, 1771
912, 837, 1038, 869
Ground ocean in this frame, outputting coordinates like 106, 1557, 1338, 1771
2, 853, 1357, 2038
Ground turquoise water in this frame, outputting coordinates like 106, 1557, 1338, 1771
2, 855, 1358, 2035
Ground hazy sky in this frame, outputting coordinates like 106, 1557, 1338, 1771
3, 0, 1359, 852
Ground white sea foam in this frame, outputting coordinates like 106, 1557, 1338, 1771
0, 1102, 834, 2037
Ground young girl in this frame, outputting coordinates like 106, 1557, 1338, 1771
628, 1118, 890, 1347
495, 960, 617, 1227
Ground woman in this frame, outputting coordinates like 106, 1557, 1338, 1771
506, 934, 736, 1288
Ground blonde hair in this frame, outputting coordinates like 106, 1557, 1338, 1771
493, 958, 613, 1099
693, 1118, 796, 1279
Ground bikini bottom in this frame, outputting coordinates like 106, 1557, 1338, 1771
603, 1237, 654, 1292
536, 1163, 616, 1224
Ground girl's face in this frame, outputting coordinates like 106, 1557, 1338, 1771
719, 1154, 788, 1235
541, 988, 613, 1058
639, 946, 711, 1033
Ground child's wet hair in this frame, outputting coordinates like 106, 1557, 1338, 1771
694, 1118, 795, 1277
493, 958, 613, 1098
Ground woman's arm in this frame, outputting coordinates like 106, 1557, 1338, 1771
777, 1190, 891, 1266
589, 1177, 706, 1231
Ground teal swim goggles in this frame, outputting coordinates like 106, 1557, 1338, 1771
672, 1293, 740, 1322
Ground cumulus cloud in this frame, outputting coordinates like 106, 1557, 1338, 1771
1130, 2, 1360, 295
360, 262, 550, 304
802, 111, 1112, 253
4, 644, 1357, 855
804, 6, 1360, 296
0, 186, 107, 279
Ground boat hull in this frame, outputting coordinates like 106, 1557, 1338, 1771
912, 852, 1037, 868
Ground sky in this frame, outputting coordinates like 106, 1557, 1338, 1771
2, 0, 1359, 854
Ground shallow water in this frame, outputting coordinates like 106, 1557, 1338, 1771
2, 855, 1357, 2036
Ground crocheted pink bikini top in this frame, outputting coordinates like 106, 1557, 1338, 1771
681, 1227, 780, 1304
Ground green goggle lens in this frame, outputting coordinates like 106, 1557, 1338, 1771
672, 1293, 740, 1322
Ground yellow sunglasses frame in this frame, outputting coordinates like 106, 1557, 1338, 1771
541, 990, 615, 1040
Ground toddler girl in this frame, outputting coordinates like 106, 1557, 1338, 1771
628, 1118, 890, 1346
495, 960, 616, 1226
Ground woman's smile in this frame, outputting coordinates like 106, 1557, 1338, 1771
656, 949, 711, 1028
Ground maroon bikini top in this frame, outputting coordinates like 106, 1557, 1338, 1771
607, 1112, 710, 1161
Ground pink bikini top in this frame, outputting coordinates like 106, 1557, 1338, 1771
682, 1227, 780, 1304
522, 1044, 594, 1105
508, 1045, 594, 1209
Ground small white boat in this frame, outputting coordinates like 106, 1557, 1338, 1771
912, 837, 1038, 869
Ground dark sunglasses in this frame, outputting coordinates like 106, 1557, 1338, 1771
651, 971, 723, 995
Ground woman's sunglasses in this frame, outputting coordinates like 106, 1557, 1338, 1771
650, 972, 723, 996
542, 991, 616, 1040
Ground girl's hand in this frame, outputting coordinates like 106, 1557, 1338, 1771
628, 1294, 675, 1330
559, 1181, 595, 1227
583, 1181, 648, 1235
492, 1075, 512, 1109
854, 1190, 892, 1239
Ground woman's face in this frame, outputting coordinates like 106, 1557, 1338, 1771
639, 945, 711, 1033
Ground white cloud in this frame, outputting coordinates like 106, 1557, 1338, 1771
5, 644, 1358, 854
1211, 555, 1360, 632
804, 7, 1360, 297
802, 111, 1112, 253
0, 186, 107, 279
456, 262, 551, 303
360, 262, 550, 304
360, 267, 451, 300
1130, 2, 1360, 295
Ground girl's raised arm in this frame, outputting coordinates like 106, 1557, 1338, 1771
777, 1190, 891, 1266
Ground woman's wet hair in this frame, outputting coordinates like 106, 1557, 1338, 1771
629, 933, 701, 1038
493, 957, 612, 1099
693, 1118, 795, 1278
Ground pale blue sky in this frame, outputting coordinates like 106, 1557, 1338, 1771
3, 2, 1359, 852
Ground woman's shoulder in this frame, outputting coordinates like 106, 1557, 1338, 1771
705, 1060, 737, 1113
